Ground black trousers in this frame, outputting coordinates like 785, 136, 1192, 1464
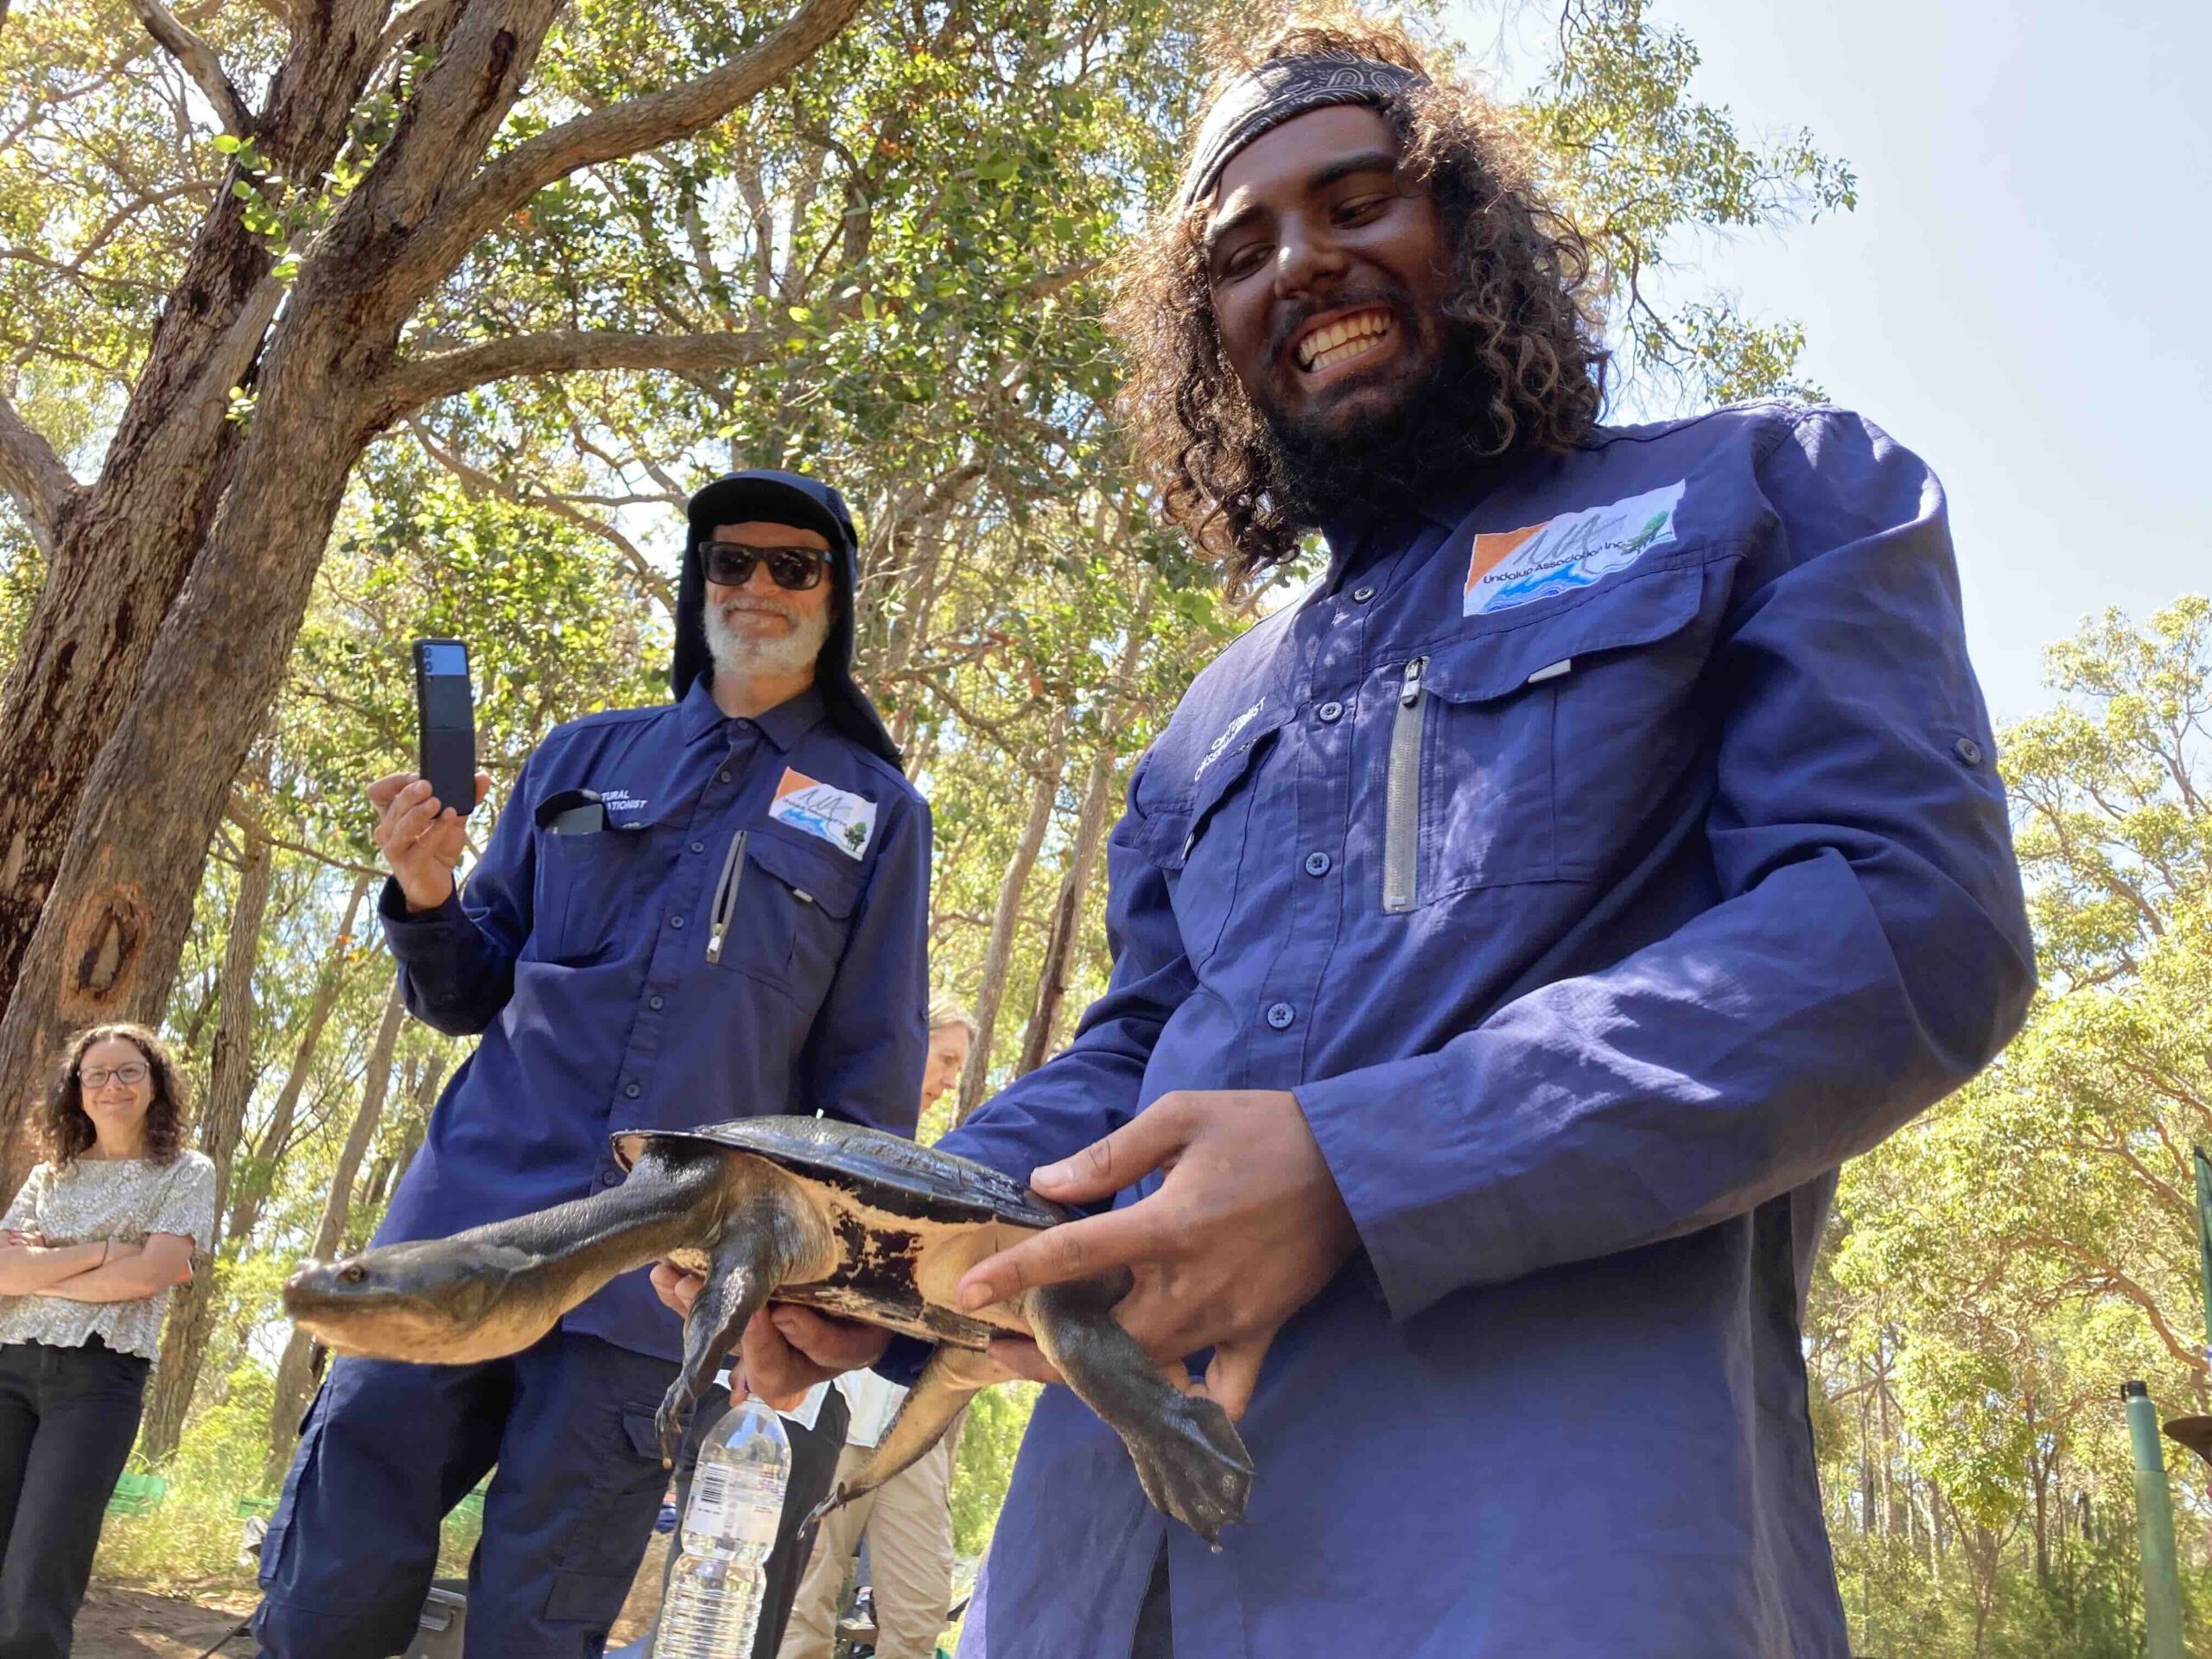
662, 1381, 851, 1659
0, 1337, 150, 1659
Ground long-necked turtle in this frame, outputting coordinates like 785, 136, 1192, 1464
282, 1116, 1254, 1541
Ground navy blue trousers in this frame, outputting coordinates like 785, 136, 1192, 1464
254, 1327, 676, 1659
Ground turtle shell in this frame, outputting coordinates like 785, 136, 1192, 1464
612, 1116, 1071, 1232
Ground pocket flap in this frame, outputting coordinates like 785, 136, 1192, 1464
745, 828, 861, 919
1418, 564, 1705, 704
620, 1408, 664, 1461
1136, 704, 1291, 868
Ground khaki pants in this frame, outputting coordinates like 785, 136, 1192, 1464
777, 1427, 957, 1659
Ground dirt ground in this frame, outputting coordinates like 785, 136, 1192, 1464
72, 1586, 259, 1658
73, 1535, 669, 1659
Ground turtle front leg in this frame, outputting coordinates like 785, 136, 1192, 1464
659, 1225, 785, 1461
802, 1344, 995, 1529
657, 1159, 832, 1461
1022, 1273, 1255, 1546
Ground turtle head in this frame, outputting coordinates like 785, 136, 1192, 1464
283, 1237, 554, 1364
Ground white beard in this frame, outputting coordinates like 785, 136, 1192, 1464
703, 594, 831, 681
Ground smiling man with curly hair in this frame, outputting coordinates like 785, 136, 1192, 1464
740, 15, 2037, 1657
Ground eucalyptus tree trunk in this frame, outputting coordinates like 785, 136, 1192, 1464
263, 973, 405, 1485
1015, 575, 1154, 1078
956, 723, 1067, 1125
225, 874, 372, 1247
361, 1051, 445, 1220
0, 0, 868, 1183
141, 815, 274, 1464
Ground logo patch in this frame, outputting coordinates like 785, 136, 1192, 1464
1463, 482, 1685, 615
1194, 697, 1268, 781
600, 788, 649, 820
769, 770, 878, 859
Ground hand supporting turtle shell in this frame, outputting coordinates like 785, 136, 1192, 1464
955, 1088, 1360, 1421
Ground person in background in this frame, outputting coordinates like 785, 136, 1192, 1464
776, 995, 976, 1659
0, 1024, 214, 1659
256, 468, 931, 1659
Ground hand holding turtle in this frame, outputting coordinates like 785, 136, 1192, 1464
955, 1088, 1359, 1421
367, 770, 492, 913
651, 1263, 891, 1411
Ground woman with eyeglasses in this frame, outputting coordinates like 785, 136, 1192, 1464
0, 1023, 214, 1657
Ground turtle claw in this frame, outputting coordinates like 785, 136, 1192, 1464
801, 1483, 851, 1533
656, 1380, 697, 1466
1124, 1394, 1253, 1546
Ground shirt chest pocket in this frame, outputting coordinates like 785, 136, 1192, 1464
532, 819, 658, 964
1385, 563, 1710, 911
1133, 707, 1290, 969
714, 828, 863, 1009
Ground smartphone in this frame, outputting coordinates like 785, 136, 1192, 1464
411, 639, 478, 817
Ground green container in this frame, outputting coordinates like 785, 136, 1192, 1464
105, 1471, 168, 1516
2124, 1381, 2186, 1659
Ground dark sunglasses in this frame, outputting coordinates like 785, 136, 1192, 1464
701, 543, 830, 591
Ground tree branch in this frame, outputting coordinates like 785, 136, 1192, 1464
405, 418, 674, 616
124, 0, 254, 138
373, 322, 821, 421
0, 392, 85, 556
402, 0, 866, 289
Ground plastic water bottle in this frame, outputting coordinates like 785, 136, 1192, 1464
654, 1395, 790, 1657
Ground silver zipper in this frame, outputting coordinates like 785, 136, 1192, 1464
1382, 657, 1428, 913
705, 830, 747, 963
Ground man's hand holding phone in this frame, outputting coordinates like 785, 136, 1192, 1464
369, 771, 492, 913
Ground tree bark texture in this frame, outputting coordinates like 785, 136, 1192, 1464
263, 972, 405, 1485
0, 0, 868, 1179
224, 874, 372, 1246
141, 817, 274, 1463
956, 724, 1066, 1125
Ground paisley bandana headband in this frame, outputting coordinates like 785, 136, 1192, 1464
1178, 50, 1429, 208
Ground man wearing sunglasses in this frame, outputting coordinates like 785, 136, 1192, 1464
255, 470, 932, 1659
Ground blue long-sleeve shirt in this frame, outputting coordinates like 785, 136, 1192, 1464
375, 677, 931, 1362
942, 404, 2034, 1658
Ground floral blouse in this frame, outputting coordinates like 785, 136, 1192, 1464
0, 1153, 217, 1361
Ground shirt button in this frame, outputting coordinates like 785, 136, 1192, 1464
1304, 851, 1332, 876
624, 1081, 642, 1099
599, 1169, 623, 1188
1265, 1001, 1295, 1030
1318, 701, 1344, 723
1954, 736, 1985, 766
690, 841, 705, 854
649, 995, 665, 1012
669, 914, 685, 930
717, 768, 733, 785
1351, 585, 1376, 603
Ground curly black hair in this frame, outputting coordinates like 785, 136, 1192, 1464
1114, 11, 1608, 587
39, 1022, 188, 1167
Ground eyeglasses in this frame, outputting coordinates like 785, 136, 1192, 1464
701, 543, 830, 591
79, 1061, 150, 1089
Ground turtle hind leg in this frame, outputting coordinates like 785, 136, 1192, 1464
803, 1344, 995, 1529
1023, 1275, 1254, 1546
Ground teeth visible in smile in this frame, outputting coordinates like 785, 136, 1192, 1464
1298, 310, 1391, 371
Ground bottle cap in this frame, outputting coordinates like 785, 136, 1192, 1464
2121, 1379, 2149, 1401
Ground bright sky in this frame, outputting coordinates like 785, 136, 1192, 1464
1457, 0, 2209, 724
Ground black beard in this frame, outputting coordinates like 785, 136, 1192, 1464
1254, 344, 1503, 531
